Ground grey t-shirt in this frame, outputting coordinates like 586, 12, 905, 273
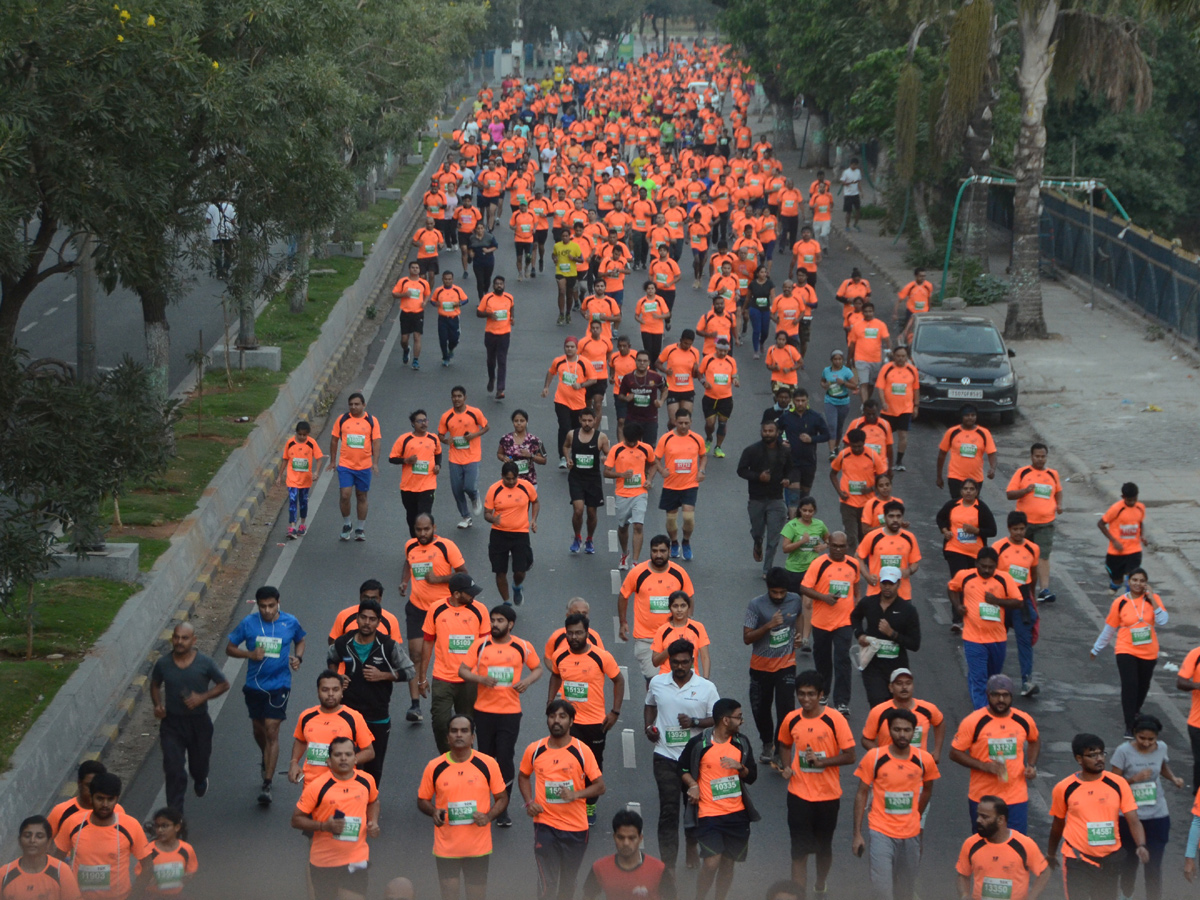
743, 592, 803, 663
151, 652, 227, 717
1110, 739, 1170, 820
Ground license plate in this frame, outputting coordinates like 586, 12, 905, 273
947, 388, 983, 399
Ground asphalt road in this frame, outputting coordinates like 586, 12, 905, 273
117, 212, 1199, 900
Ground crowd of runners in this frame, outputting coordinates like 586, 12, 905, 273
15, 36, 1200, 900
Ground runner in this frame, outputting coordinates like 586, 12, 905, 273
553, 229, 584, 324
430, 272, 469, 366
828, 428, 887, 549
679, 697, 760, 900
2, 815, 81, 900
874, 347, 919, 471
468, 222, 499, 301
454, 195, 481, 278
894, 269, 932, 340
736, 413, 791, 575
850, 568, 922, 708
780, 497, 831, 639
416, 715, 508, 900
696, 295, 737, 356
843, 398, 894, 473
582, 810, 675, 900
459, 604, 543, 828
1098, 482, 1145, 592
577, 318, 613, 420
789, 226, 820, 289
476, 276, 515, 399
278, 420, 325, 538
948, 549, 1023, 708
644, 638, 720, 874
861, 669, 945, 758
857, 501, 921, 602
1047, 733, 1148, 899
743, 568, 803, 763
808, 184, 833, 253
820, 351, 858, 460
698, 337, 739, 458
776, 389, 831, 514
291, 737, 380, 900
935, 405, 998, 499
48, 761, 111, 840
421, 573, 490, 753
328, 580, 402, 646
483, 462, 539, 606
655, 410, 707, 561
225, 585, 306, 806
836, 270, 872, 336
517, 700, 606, 900
326, 597, 416, 787
288, 670, 376, 785
388, 410, 441, 539
393, 258, 431, 370
949, 675, 1041, 834
512, 200, 538, 279
543, 337, 594, 469
58, 773, 151, 900
438, 387, 489, 530
994, 511, 1042, 698
329, 393, 382, 541
936, 478, 998, 607
776, 670, 857, 898
657, 330, 702, 426
604, 423, 658, 570
564, 408, 610, 555
746, 266, 775, 358
765, 331, 802, 390
1175, 644, 1200, 791
851, 709, 940, 900
149, 623, 229, 813
635, 284, 670, 368
1005, 442, 1063, 603
954, 797, 1050, 900
544, 597, 605, 665
847, 303, 890, 405
497, 408, 547, 487
1090, 568, 1168, 737
801, 534, 863, 715
140, 808, 198, 897
839, 158, 862, 231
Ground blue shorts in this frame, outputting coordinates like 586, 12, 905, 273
337, 465, 372, 492
244, 687, 290, 720
658, 487, 699, 511
763, 240, 776, 260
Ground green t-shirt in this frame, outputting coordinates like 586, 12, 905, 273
780, 518, 829, 573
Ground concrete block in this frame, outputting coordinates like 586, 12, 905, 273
48, 543, 139, 582
376, 188, 405, 201
209, 346, 282, 372
406, 153, 425, 166
323, 241, 364, 259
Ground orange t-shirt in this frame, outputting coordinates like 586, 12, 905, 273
654, 430, 706, 491
422, 600, 490, 683
432, 285, 468, 318
404, 536, 466, 611
777, 707, 856, 801
699, 354, 737, 400
844, 416, 893, 460
412, 228, 444, 259
951, 707, 1039, 802
855, 747, 939, 839
650, 619, 710, 673
765, 344, 802, 385
857, 529, 921, 600
1006, 465, 1062, 524
687, 736, 750, 818
139, 841, 198, 896
438, 406, 488, 466
876, 362, 919, 416
390, 432, 441, 493
577, 333, 614, 380
1049, 773, 1137, 860
944, 500, 989, 558
519, 737, 602, 833
635, 295, 668, 335
331, 412, 381, 471
282, 436, 324, 489
296, 769, 379, 868
63, 812, 151, 899
549, 355, 590, 409
327, 605, 402, 643
861, 699, 944, 752
293, 703, 375, 780
484, 479, 537, 533
549, 646, 620, 726
771, 292, 805, 337
938, 425, 997, 482
1101, 500, 1145, 555
801, 555, 862, 630
453, 205, 480, 234
849, 317, 889, 363
418, 751, 507, 858
830, 447, 887, 508
810, 192, 834, 222
478, 291, 515, 335
899, 280, 933, 314
993, 537, 1040, 588
955, 831, 1048, 900
1179, 647, 1200, 727
605, 442, 656, 499
1104, 591, 1166, 659
949, 570, 1021, 644
464, 635, 540, 714
659, 343, 701, 393
620, 561, 695, 640
0, 857, 81, 900
792, 239, 820, 272
695, 309, 735, 356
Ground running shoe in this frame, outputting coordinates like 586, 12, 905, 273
584, 538, 595, 554
257, 781, 272, 806
287, 526, 297, 539
354, 529, 366, 542
512, 584, 524, 607
713, 447, 725, 458
670, 541, 680, 559
570, 536, 582, 554
340, 524, 353, 541
682, 542, 693, 561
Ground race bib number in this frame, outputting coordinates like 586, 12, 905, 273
866, 443, 882, 455
1132, 780, 1158, 807
520, 224, 532, 234
713, 373, 730, 385
633, 393, 650, 408
453, 436, 470, 449
291, 458, 310, 471
336, 816, 362, 842
847, 480, 867, 496
675, 373, 690, 386
516, 459, 530, 474
407, 288, 423, 299
563, 681, 589, 701
710, 775, 742, 800
769, 626, 791, 649
590, 359, 604, 372
423, 244, 437, 254
877, 640, 899, 659
1119, 524, 1139, 538
798, 750, 827, 771
448, 635, 474, 654
623, 473, 643, 488
448, 800, 477, 824
959, 443, 978, 458
890, 383, 908, 395
411, 561, 433, 581
803, 254, 814, 264
881, 555, 902, 569
956, 529, 978, 544
665, 728, 691, 746
77, 865, 112, 892
346, 434, 366, 449
575, 453, 595, 469
306, 742, 330, 765
442, 301, 458, 312
562, 372, 578, 385
154, 861, 186, 891
912, 725, 924, 745
545, 780, 575, 803
1130, 625, 1153, 646
981, 878, 1013, 900
1033, 483, 1053, 499
1086, 821, 1116, 846
674, 459, 693, 474
643, 301, 658, 312
493, 309, 509, 321
884, 791, 913, 814
978, 603, 1002, 623
412, 460, 430, 475
1008, 565, 1030, 584
988, 737, 1018, 761
649, 595, 670, 614
756, 296, 769, 308
829, 580, 851, 598
865, 328, 878, 340
256, 636, 283, 659
559, 263, 572, 273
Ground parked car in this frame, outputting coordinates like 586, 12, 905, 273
909, 313, 1018, 424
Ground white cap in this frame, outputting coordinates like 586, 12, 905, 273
879, 566, 903, 584
889, 668, 914, 683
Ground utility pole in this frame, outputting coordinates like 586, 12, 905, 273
75, 233, 98, 383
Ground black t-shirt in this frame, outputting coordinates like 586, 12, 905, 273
748, 279, 774, 308
151, 653, 228, 717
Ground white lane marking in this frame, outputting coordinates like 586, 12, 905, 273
42, 306, 58, 317
619, 666, 630, 700
608, 530, 618, 553
622, 728, 637, 769
605, 495, 615, 517
61, 293, 76, 304
613, 616, 622, 643
610, 569, 621, 595
143, 311, 405, 819
601, 415, 609, 430
20, 322, 37, 333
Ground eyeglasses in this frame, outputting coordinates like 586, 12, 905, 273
1081, 750, 1107, 759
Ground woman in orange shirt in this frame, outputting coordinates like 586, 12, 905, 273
1091, 568, 1168, 737
141, 808, 198, 897
935, 479, 997, 629
542, 338, 594, 469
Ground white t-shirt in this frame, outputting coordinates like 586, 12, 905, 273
540, 146, 558, 175
841, 167, 862, 197
645, 672, 720, 761
205, 202, 236, 241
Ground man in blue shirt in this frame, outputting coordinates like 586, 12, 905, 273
226, 585, 307, 806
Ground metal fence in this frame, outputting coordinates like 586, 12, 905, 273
988, 189, 1200, 342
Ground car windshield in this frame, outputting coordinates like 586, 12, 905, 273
913, 322, 1004, 356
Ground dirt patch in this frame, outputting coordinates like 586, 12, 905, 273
108, 524, 177, 541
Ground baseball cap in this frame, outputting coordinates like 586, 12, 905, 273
879, 566, 903, 584
715, 337, 731, 348
889, 668, 914, 683
448, 573, 483, 597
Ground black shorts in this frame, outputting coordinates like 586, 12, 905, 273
701, 395, 733, 420
843, 195, 861, 213
569, 721, 608, 770
1106, 552, 1143, 584
418, 257, 440, 276
667, 390, 695, 405
535, 229, 548, 246
696, 812, 751, 862
310, 863, 369, 900
882, 413, 912, 432
586, 380, 607, 399
405, 600, 425, 644
515, 242, 533, 256
243, 687, 289, 721
787, 793, 840, 858
489, 529, 533, 574
658, 487, 698, 511
400, 311, 425, 334
568, 477, 604, 509
787, 463, 816, 493
435, 855, 489, 886
478, 194, 499, 208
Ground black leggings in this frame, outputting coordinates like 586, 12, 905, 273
473, 261, 494, 300
554, 402, 580, 461
642, 332, 663, 367
1115, 653, 1157, 734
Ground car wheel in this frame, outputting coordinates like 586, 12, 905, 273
999, 410, 1016, 426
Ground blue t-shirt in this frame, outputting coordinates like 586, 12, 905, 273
229, 611, 306, 693
822, 366, 856, 406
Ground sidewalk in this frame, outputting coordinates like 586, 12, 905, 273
819, 190, 1200, 599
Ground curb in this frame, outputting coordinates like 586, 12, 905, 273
7, 96, 473, 838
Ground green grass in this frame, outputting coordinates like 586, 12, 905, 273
106, 537, 171, 572
0, 578, 138, 770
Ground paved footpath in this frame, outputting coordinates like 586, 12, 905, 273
106, 143, 1200, 900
